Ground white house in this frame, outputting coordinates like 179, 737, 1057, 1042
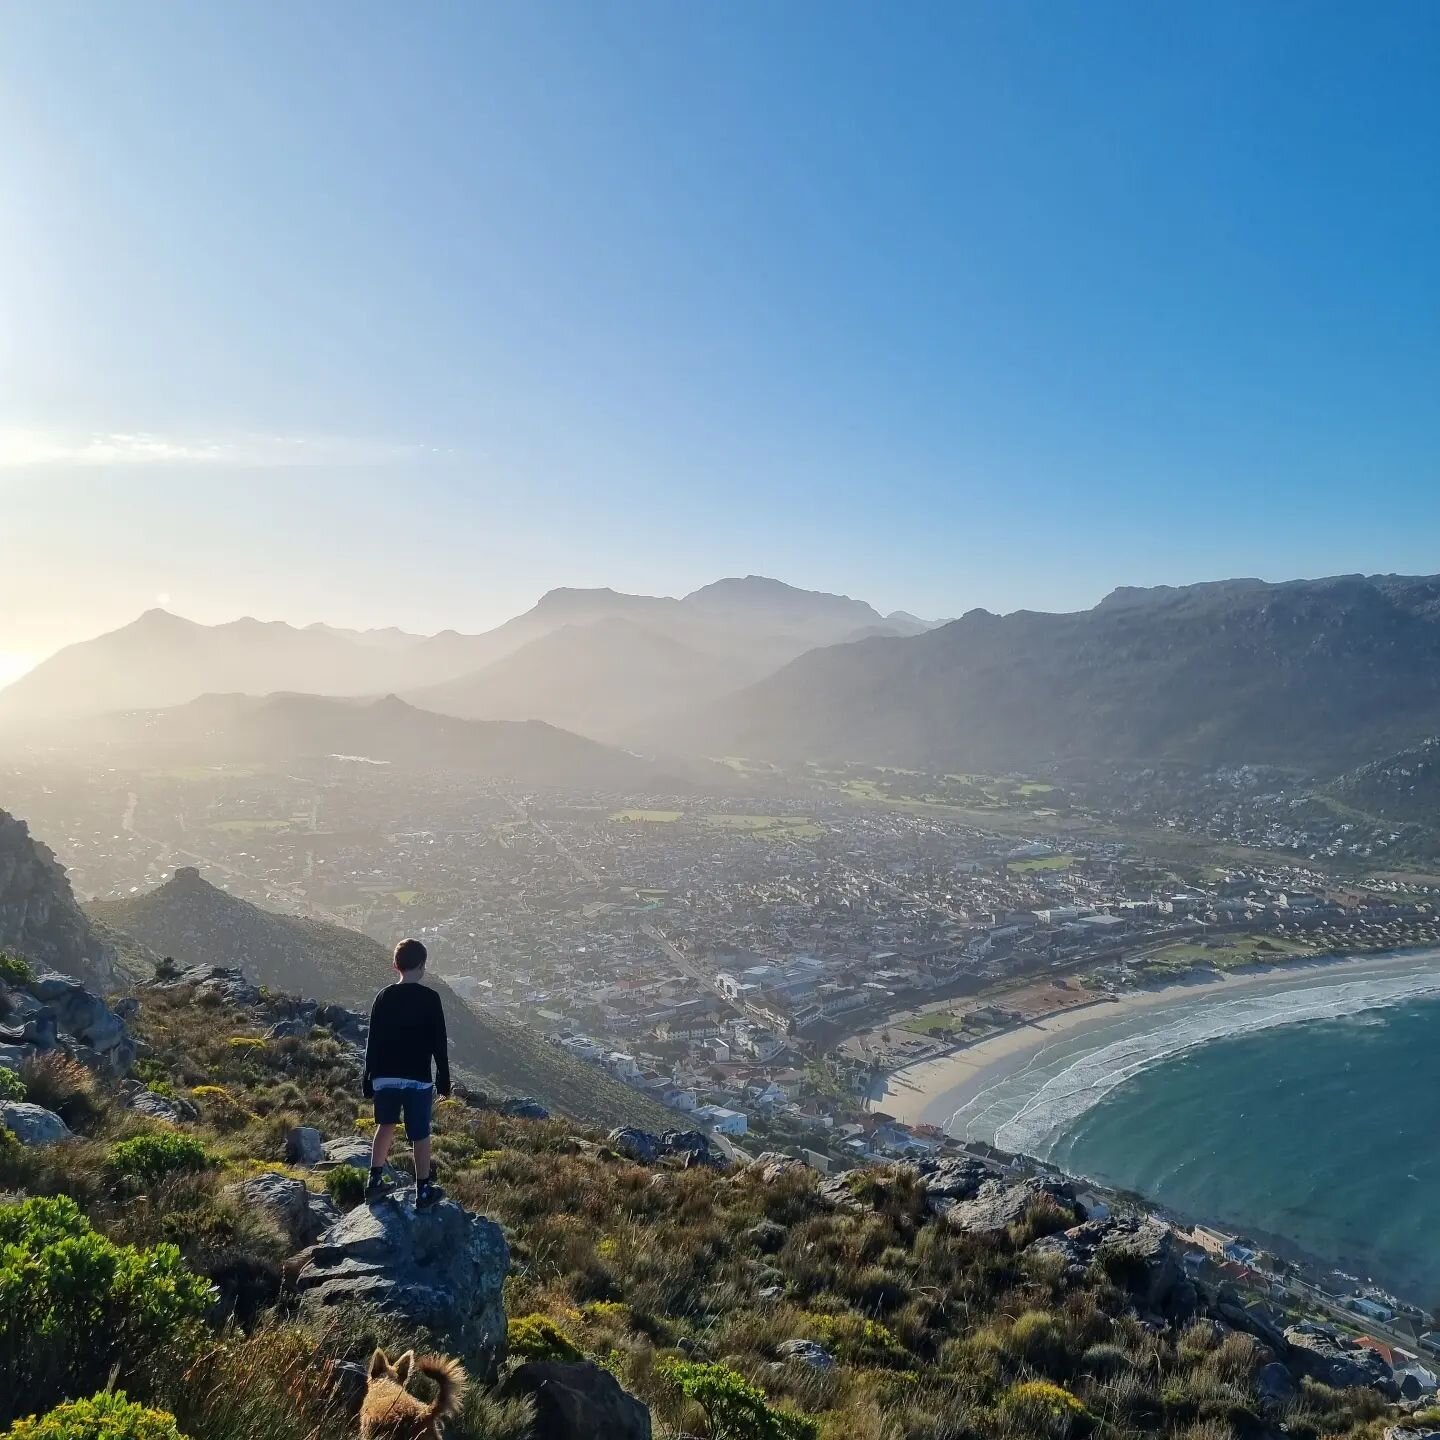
695, 1104, 748, 1136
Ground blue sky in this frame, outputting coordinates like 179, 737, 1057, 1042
1, 2, 1437, 677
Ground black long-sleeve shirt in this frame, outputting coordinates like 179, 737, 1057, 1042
363, 981, 451, 1097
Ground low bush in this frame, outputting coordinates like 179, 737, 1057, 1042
324, 1164, 367, 1209
0, 1067, 26, 1101
0, 1194, 216, 1423
998, 1379, 1091, 1440
107, 1133, 215, 1187
4, 1392, 187, 1440
658, 1358, 819, 1440
506, 1312, 584, 1362
0, 952, 34, 985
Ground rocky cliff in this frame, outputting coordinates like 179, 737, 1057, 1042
0, 807, 117, 991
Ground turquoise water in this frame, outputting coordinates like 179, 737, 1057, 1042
935, 952, 1440, 1307
1048, 995, 1440, 1306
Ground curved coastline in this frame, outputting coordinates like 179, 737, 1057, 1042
877, 946, 1440, 1153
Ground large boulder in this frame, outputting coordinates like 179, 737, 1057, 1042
777, 1338, 836, 1370
286, 1126, 325, 1166
661, 1129, 723, 1167
1094, 1219, 1183, 1311
151, 964, 261, 1008
501, 1097, 550, 1120
752, 1152, 811, 1185
295, 1191, 509, 1368
945, 1176, 1081, 1237
0, 1100, 71, 1144
606, 1127, 661, 1164
918, 1155, 994, 1214
1284, 1325, 1394, 1391
22, 973, 135, 1073
501, 1360, 651, 1440
1256, 1362, 1297, 1409
125, 1088, 195, 1124
225, 1172, 336, 1247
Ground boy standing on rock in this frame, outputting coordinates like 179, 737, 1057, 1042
363, 938, 451, 1209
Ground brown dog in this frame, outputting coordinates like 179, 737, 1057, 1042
360, 1348, 466, 1440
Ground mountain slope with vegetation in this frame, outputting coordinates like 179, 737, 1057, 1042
0, 960, 1403, 1440
87, 868, 671, 1131
686, 573, 1440, 773
0, 807, 119, 990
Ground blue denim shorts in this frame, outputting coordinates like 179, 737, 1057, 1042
373, 1086, 434, 1140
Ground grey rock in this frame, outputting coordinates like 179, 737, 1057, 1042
152, 964, 261, 1007
266, 1019, 311, 1041
662, 1129, 723, 1166
1386, 1427, 1440, 1440
817, 1173, 865, 1211
318, 1136, 377, 1171
501, 1096, 550, 1119
946, 1176, 1080, 1237
126, 1088, 194, 1124
296, 1192, 509, 1368
25, 972, 133, 1072
0, 1044, 34, 1071
777, 1338, 836, 1370
1284, 1324, 1393, 1390
753, 1152, 811, 1184
0, 1101, 71, 1144
607, 1127, 661, 1164
757, 1284, 785, 1302
1257, 1361, 1297, 1408
226, 1171, 333, 1247
286, 1125, 325, 1166
918, 1155, 994, 1212
1212, 1294, 1290, 1356
1098, 1219, 1183, 1310
501, 1360, 651, 1440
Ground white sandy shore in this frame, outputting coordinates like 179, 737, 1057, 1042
877, 947, 1440, 1132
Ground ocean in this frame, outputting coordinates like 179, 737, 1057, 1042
941, 951, 1440, 1307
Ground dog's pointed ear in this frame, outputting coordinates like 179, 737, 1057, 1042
395, 1351, 415, 1383
369, 1348, 390, 1380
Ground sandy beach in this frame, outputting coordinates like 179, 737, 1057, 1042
877, 946, 1440, 1133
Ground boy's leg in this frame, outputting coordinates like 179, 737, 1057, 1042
371, 1122, 398, 1169
413, 1136, 432, 1185
404, 1090, 442, 1207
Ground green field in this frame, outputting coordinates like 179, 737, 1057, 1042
704, 814, 825, 839
1009, 853, 1076, 872
610, 809, 684, 823
1141, 933, 1317, 970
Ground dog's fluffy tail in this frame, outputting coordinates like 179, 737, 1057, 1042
416, 1354, 467, 1421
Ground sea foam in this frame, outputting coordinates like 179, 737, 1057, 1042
942, 954, 1440, 1158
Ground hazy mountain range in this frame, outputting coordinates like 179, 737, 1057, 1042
685, 573, 1440, 773
9, 570, 1440, 776
0, 576, 937, 744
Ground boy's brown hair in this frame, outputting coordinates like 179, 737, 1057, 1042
393, 938, 428, 973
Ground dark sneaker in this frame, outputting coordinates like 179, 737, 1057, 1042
365, 1171, 393, 1201
415, 1180, 444, 1211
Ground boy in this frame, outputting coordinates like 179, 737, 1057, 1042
362, 937, 451, 1208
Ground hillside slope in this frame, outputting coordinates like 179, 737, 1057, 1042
38, 692, 679, 789
87, 868, 672, 1130
0, 806, 119, 989
686, 573, 1440, 773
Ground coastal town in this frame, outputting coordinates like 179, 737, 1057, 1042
7, 755, 1440, 1361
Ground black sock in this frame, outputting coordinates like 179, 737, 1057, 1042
369, 1166, 383, 1182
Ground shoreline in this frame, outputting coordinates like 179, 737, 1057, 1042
876, 943, 1440, 1131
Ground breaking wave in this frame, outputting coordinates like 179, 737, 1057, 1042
940, 953, 1440, 1159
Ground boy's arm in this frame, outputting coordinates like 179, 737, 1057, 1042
362, 993, 378, 1098
432, 993, 452, 1098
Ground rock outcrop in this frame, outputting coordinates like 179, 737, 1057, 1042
0, 809, 118, 991
944, 1175, 1083, 1236
1284, 1323, 1396, 1391
607, 1126, 725, 1168
225, 1172, 340, 1247
295, 1192, 509, 1369
501, 1360, 651, 1440
0, 1100, 71, 1144
0, 966, 136, 1076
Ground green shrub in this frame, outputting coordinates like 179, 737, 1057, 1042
107, 1133, 215, 1186
998, 1380, 1090, 1440
324, 1164, 367, 1210
132, 1059, 177, 1097
0, 953, 33, 986
0, 1067, 25, 1102
0, 1195, 216, 1423
507, 1312, 584, 1362
5, 1392, 187, 1440
658, 1358, 818, 1440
